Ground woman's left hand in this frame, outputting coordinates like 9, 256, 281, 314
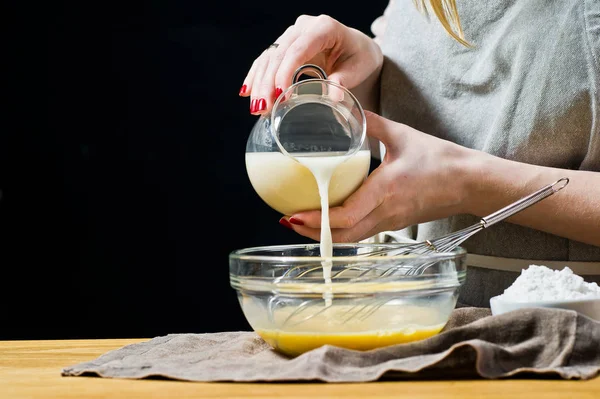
282, 111, 477, 242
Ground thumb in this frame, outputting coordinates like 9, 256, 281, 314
364, 111, 402, 154
327, 71, 353, 89
325, 72, 353, 104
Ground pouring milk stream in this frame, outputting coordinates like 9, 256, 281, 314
245, 64, 370, 304
296, 152, 351, 304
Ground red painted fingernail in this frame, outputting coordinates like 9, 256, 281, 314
274, 87, 283, 99
239, 85, 247, 95
279, 217, 293, 229
250, 98, 257, 113
256, 98, 266, 112
289, 217, 304, 226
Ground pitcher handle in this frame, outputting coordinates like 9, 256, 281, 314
291, 64, 328, 84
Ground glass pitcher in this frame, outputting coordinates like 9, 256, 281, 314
245, 64, 371, 216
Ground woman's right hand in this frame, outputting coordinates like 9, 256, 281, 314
239, 14, 383, 115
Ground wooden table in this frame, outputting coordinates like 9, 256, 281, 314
1, 339, 599, 398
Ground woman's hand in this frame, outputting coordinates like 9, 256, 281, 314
281, 112, 600, 247
282, 111, 474, 242
239, 14, 383, 115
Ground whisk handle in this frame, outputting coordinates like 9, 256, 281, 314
480, 178, 569, 228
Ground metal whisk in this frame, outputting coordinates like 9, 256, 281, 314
272, 178, 570, 328
276, 177, 570, 282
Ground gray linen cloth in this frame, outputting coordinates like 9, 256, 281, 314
61, 307, 600, 382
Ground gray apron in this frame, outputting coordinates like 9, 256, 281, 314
371, 0, 600, 306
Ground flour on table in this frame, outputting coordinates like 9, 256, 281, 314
499, 265, 600, 302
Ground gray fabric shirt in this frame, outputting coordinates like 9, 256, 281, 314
372, 0, 600, 306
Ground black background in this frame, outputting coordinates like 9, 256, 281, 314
1, 0, 388, 339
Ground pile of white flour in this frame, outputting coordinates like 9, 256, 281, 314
499, 265, 600, 302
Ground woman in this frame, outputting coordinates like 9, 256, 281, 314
239, 0, 600, 307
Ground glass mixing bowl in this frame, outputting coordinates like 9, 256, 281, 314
229, 243, 467, 357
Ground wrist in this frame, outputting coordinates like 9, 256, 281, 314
457, 148, 551, 218
454, 147, 498, 216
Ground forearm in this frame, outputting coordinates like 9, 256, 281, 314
463, 150, 600, 246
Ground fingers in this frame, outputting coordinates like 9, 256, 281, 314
244, 50, 269, 114
302, 169, 386, 227
241, 15, 341, 115
274, 15, 340, 94
248, 26, 300, 115
239, 28, 294, 99
326, 71, 348, 88
328, 173, 386, 229
241, 15, 351, 116
280, 204, 395, 243
331, 211, 392, 243
280, 216, 321, 241
331, 206, 386, 242
239, 55, 261, 98
283, 168, 388, 238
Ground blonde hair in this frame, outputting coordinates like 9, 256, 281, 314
414, 0, 471, 47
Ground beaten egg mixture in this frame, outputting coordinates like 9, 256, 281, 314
247, 302, 447, 357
